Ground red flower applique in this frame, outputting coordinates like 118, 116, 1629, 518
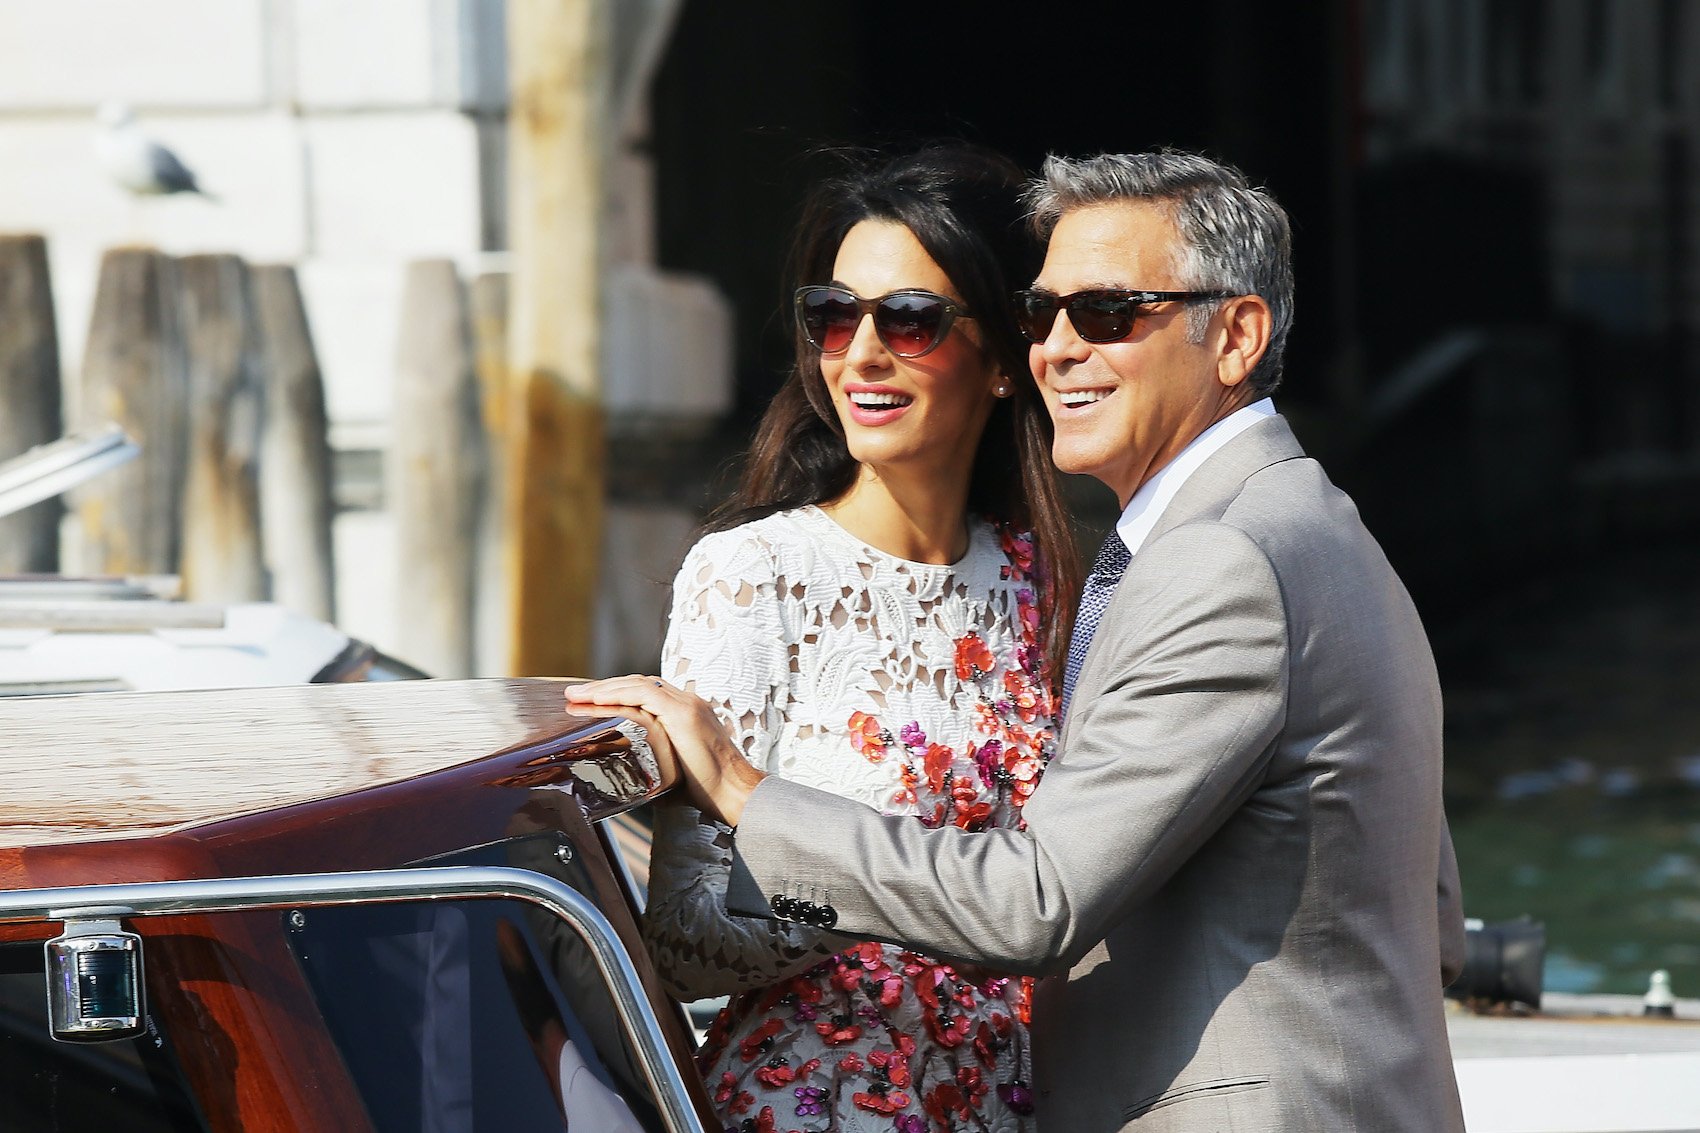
755, 1060, 797, 1088
999, 527, 1036, 578
852, 1090, 910, 1115
894, 762, 918, 806
837, 1053, 865, 1074
1003, 669, 1043, 723
952, 799, 994, 832
739, 1018, 784, 1062
923, 743, 954, 793
815, 1016, 864, 1045
927, 1009, 974, 1048
956, 1065, 989, 1106
1017, 587, 1041, 640
954, 632, 995, 681
924, 1081, 972, 1125
848, 710, 888, 761
867, 1046, 912, 1088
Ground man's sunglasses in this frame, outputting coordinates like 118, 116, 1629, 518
795, 285, 975, 359
1012, 288, 1234, 344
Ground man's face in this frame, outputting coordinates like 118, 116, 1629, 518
1027, 200, 1242, 505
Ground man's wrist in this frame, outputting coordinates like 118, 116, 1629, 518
715, 761, 765, 829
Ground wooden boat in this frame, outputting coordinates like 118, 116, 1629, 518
0, 679, 714, 1133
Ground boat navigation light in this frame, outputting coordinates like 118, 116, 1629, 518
44, 908, 146, 1043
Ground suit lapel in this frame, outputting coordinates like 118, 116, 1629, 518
1058, 415, 1307, 750
1143, 413, 1308, 548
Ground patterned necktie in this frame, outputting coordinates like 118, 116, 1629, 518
1060, 531, 1133, 721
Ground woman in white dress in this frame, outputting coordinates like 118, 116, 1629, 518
586, 146, 1080, 1133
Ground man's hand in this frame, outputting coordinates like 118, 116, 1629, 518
563, 676, 765, 827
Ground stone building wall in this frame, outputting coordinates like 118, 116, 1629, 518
0, 0, 725, 674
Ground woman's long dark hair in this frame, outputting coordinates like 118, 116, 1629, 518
706, 144, 1081, 683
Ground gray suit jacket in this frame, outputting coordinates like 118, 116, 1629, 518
727, 415, 1467, 1132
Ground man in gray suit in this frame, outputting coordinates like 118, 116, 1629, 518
570, 151, 1466, 1132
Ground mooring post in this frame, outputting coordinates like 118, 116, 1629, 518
252, 263, 335, 622
77, 247, 187, 575
178, 253, 266, 601
390, 259, 483, 678
0, 234, 64, 572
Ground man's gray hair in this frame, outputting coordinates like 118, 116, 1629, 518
1025, 151, 1294, 393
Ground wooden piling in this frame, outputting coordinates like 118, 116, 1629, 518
178, 253, 266, 602
506, 0, 611, 676
76, 247, 187, 575
0, 234, 64, 573
252, 264, 335, 622
470, 270, 511, 674
390, 259, 483, 678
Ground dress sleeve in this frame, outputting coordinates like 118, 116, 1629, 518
641, 531, 841, 1000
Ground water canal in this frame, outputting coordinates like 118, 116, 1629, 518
1438, 543, 1700, 997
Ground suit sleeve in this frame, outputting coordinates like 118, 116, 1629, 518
1436, 813, 1466, 987
728, 522, 1288, 974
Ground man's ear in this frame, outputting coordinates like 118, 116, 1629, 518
1217, 295, 1272, 389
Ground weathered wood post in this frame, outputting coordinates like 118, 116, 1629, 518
252, 264, 335, 622
76, 247, 187, 574
506, 0, 611, 676
178, 253, 266, 601
390, 259, 483, 678
0, 234, 63, 572
470, 270, 511, 674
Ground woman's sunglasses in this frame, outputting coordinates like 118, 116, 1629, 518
1012, 288, 1234, 344
794, 285, 975, 359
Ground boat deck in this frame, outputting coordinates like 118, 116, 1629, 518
0, 678, 604, 849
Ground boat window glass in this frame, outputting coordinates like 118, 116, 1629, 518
284, 836, 666, 1133
0, 941, 208, 1132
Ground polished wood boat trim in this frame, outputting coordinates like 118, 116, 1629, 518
0, 678, 640, 850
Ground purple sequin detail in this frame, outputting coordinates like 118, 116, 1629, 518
795, 1085, 827, 1117
998, 1080, 1036, 1115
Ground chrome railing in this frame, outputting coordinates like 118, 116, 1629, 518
0, 865, 706, 1133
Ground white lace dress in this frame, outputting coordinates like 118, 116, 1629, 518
646, 505, 1056, 1133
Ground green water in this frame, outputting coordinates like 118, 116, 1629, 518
1437, 545, 1700, 998
1448, 799, 1700, 995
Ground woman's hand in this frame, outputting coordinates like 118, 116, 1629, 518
564, 677, 766, 827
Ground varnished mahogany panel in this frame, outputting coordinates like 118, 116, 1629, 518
0, 678, 715, 1131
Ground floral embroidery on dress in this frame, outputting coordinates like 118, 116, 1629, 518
851, 526, 1055, 834
653, 507, 1055, 1133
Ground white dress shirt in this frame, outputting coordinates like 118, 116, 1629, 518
1115, 398, 1277, 558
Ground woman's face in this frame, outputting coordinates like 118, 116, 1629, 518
819, 220, 1006, 485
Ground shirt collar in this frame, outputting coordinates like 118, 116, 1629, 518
1115, 398, 1276, 558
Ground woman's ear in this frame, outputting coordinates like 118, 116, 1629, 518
1217, 295, 1272, 389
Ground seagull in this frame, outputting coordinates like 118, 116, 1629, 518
95, 101, 218, 201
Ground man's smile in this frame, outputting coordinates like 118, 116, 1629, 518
1058, 388, 1114, 409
